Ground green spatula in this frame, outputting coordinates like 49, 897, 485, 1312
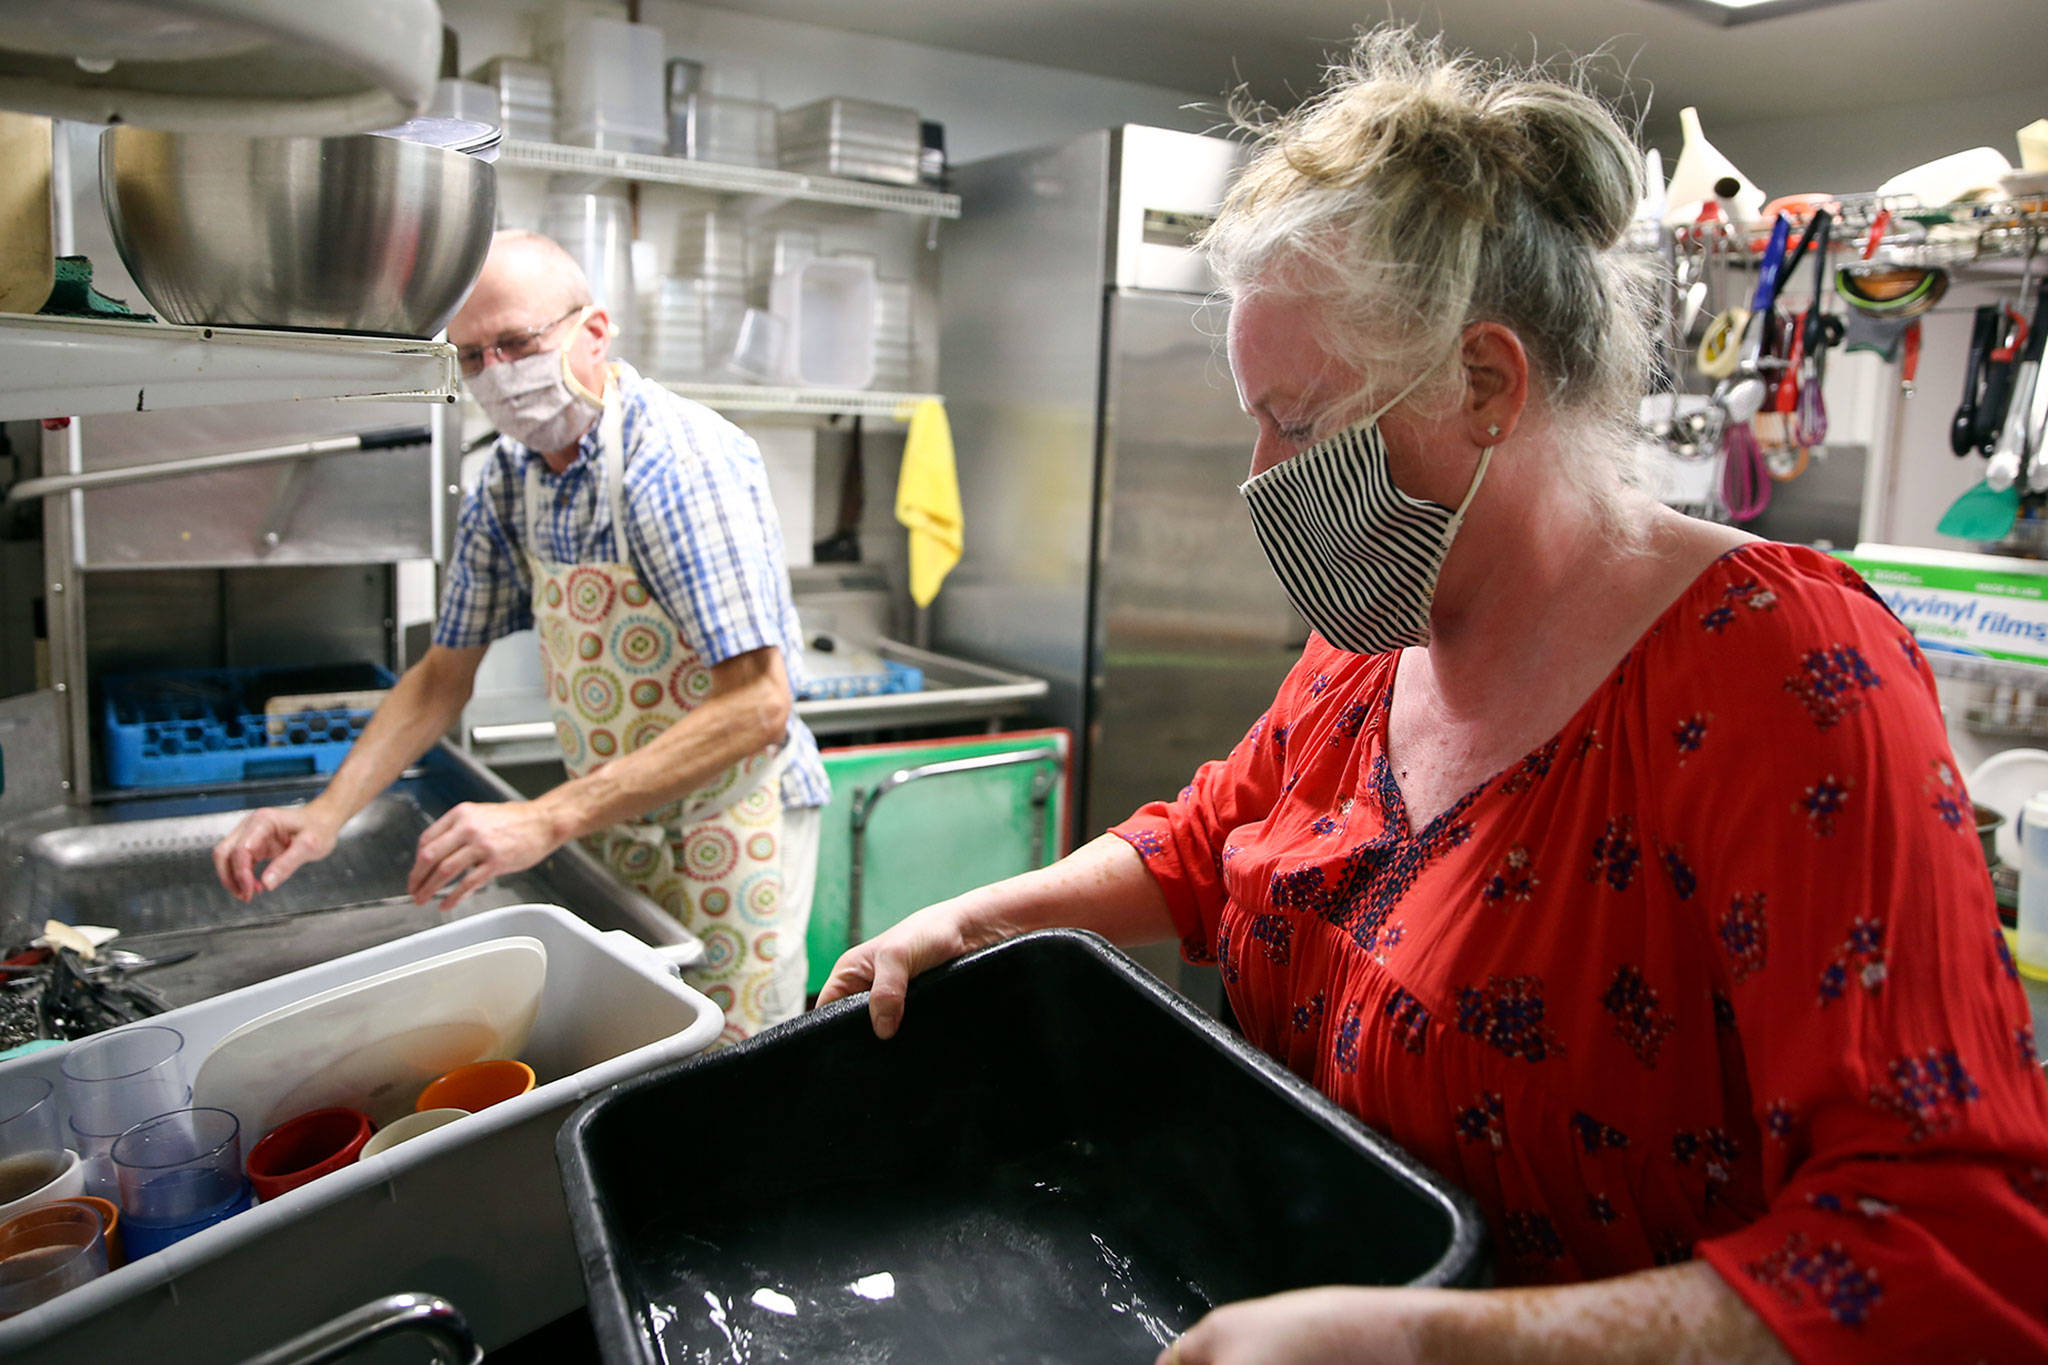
1937, 478, 2019, 541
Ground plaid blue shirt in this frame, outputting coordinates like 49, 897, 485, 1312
435, 362, 828, 809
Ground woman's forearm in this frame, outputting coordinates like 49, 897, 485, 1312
951, 832, 1177, 952
1170, 1263, 1790, 1365
1410, 1263, 1789, 1365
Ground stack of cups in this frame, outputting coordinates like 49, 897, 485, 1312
873, 278, 915, 392
473, 57, 556, 144
111, 1109, 249, 1260
60, 1025, 188, 1199
643, 277, 708, 381
677, 211, 752, 374
0, 1204, 107, 1319
542, 186, 635, 325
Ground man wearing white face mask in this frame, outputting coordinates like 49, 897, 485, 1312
213, 230, 828, 1046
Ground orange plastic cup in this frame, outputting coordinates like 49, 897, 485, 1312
57, 1196, 120, 1269
415, 1060, 534, 1114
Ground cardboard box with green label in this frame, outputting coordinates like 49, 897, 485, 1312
1837, 544, 2048, 668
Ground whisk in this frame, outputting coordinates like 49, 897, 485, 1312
1721, 418, 1771, 522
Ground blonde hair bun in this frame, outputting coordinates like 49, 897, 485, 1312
1207, 27, 1655, 517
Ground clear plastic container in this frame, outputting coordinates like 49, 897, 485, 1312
675, 94, 778, 168
779, 98, 921, 185
770, 256, 877, 389
675, 210, 751, 283
779, 97, 920, 149
725, 308, 791, 384
2019, 791, 2048, 970
542, 186, 634, 309
555, 15, 665, 155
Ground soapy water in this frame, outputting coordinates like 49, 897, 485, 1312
635, 1147, 1214, 1363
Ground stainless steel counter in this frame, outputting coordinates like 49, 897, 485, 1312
0, 741, 694, 1010
463, 637, 1051, 767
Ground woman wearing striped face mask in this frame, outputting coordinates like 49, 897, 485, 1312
822, 27, 2048, 1363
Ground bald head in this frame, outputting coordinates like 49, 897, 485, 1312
451, 230, 596, 343
449, 230, 613, 399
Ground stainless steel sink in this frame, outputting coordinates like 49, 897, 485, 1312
18, 794, 434, 935
0, 742, 693, 1009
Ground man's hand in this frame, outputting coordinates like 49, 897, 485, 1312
407, 800, 564, 908
212, 805, 343, 902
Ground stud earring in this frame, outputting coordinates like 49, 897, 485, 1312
1487, 424, 1501, 438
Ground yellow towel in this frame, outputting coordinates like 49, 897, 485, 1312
896, 398, 963, 608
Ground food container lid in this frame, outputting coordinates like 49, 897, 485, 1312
371, 115, 504, 161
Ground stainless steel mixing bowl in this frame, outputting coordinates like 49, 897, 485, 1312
100, 127, 496, 338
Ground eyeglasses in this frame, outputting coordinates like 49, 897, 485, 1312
454, 305, 585, 377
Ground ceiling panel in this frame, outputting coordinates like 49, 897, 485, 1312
685, 0, 2045, 135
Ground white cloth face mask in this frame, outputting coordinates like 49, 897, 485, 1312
467, 313, 606, 453
1239, 367, 1493, 656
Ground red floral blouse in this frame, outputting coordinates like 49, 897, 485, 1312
1112, 542, 2048, 1362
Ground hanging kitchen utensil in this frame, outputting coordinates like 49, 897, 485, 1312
1792, 212, 1838, 449
1937, 479, 2021, 541
1901, 319, 1923, 398
1980, 239, 2040, 453
1713, 214, 1793, 423
1698, 306, 1747, 378
1837, 263, 1950, 317
1987, 280, 2048, 493
1721, 419, 1770, 522
1838, 209, 1916, 361
1955, 305, 2002, 455
1662, 107, 1765, 227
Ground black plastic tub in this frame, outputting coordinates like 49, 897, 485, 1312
558, 930, 1487, 1363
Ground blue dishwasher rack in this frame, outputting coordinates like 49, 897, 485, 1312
796, 659, 923, 701
102, 664, 396, 789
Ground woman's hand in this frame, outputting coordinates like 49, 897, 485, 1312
1162, 1288, 1435, 1365
815, 898, 988, 1038
816, 834, 1179, 1038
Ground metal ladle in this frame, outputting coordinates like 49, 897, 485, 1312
1713, 214, 1793, 424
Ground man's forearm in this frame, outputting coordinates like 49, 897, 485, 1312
306, 655, 477, 829
533, 674, 784, 843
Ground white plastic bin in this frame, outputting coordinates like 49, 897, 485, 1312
770, 256, 877, 390
554, 15, 666, 155
0, 905, 721, 1362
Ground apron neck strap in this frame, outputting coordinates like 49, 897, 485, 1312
598, 375, 628, 548
521, 367, 627, 556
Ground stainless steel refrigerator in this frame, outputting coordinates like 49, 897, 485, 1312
937, 126, 1305, 1005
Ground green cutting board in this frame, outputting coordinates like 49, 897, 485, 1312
806, 729, 1071, 996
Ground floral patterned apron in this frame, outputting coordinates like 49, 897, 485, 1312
527, 384, 799, 1046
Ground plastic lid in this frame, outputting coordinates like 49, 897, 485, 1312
369, 115, 503, 159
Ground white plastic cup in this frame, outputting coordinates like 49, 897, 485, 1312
2017, 791, 2048, 971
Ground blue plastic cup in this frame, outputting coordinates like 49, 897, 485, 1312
111, 1108, 249, 1258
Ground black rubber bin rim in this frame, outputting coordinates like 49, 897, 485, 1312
556, 928, 1489, 1363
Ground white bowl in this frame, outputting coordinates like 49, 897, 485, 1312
360, 1109, 469, 1160
0, 1149, 85, 1225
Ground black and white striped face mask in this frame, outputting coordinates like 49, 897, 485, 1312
1240, 374, 1494, 656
